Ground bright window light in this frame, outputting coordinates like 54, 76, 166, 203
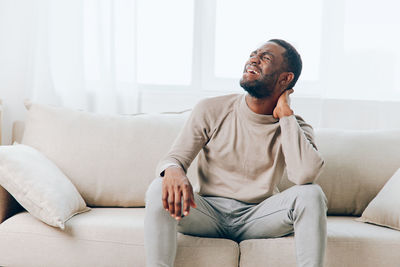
342, 0, 400, 99
214, 0, 323, 82
137, 0, 194, 85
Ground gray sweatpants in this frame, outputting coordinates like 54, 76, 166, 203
144, 177, 327, 267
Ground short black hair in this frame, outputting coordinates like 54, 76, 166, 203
268, 39, 302, 89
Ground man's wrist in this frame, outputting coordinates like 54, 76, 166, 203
167, 165, 182, 170
165, 165, 185, 177
277, 105, 294, 118
160, 163, 182, 177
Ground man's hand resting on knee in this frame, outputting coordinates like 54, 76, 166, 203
162, 166, 197, 220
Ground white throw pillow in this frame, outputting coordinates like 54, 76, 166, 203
357, 168, 400, 230
0, 144, 91, 229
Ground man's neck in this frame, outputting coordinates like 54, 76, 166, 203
245, 93, 278, 115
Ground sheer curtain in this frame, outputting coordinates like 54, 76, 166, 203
29, 0, 139, 114
26, 0, 199, 114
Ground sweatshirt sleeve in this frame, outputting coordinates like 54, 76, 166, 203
155, 99, 212, 177
279, 114, 325, 184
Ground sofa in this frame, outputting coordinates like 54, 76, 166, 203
0, 100, 400, 267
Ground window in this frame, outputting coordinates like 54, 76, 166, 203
335, 0, 400, 100
137, 0, 194, 85
214, 0, 323, 83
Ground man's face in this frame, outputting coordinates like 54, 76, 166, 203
240, 42, 286, 99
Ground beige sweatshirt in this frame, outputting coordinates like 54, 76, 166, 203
156, 93, 325, 204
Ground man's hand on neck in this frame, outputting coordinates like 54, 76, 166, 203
272, 89, 294, 119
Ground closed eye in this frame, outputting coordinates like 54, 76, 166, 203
262, 55, 271, 61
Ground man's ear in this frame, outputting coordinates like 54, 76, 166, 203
279, 72, 294, 88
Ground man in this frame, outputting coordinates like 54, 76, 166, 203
144, 39, 327, 267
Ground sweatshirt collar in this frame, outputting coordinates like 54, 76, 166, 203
239, 94, 279, 124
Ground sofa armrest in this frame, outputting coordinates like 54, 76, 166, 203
0, 185, 24, 224
12, 120, 25, 144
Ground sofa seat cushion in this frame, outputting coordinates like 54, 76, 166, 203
239, 216, 400, 267
0, 208, 239, 267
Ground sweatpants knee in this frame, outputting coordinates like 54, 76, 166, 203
145, 177, 164, 212
293, 184, 327, 211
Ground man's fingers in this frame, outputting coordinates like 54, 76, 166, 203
182, 187, 191, 216
285, 89, 294, 106
190, 192, 197, 208
161, 173, 194, 220
168, 189, 175, 216
272, 108, 279, 119
174, 188, 182, 219
162, 184, 168, 211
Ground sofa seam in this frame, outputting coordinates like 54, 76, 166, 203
0, 231, 240, 248
0, 230, 144, 246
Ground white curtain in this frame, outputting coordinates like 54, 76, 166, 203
24, 0, 198, 114
28, 0, 139, 114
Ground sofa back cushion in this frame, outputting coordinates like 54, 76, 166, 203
21, 102, 196, 207
278, 128, 400, 216
19, 102, 400, 213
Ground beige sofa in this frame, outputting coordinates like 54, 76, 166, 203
0, 101, 400, 267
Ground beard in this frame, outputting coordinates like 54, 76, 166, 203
240, 71, 279, 99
